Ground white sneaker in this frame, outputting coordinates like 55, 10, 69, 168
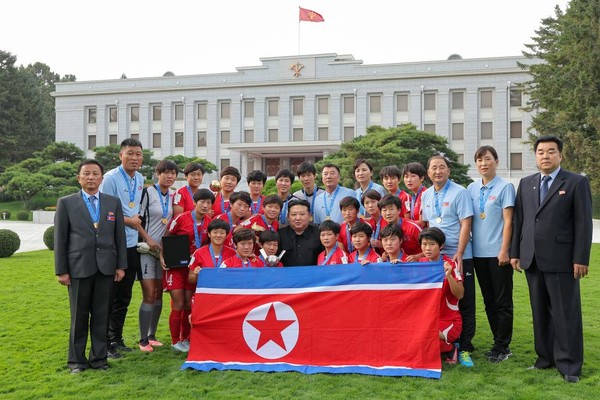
180, 339, 190, 352
171, 341, 187, 352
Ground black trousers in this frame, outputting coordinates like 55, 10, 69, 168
68, 271, 114, 369
459, 258, 476, 352
474, 257, 513, 350
525, 260, 583, 377
108, 247, 139, 343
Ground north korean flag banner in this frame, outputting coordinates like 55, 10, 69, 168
182, 262, 444, 378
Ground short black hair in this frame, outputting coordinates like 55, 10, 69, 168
296, 162, 317, 177
233, 228, 255, 244
353, 158, 374, 172
193, 188, 215, 203
321, 163, 341, 174
247, 170, 267, 184
230, 191, 252, 207
379, 165, 402, 179
339, 195, 360, 211
419, 227, 446, 246
287, 199, 311, 214
427, 155, 450, 169
259, 230, 279, 244
534, 135, 563, 152
275, 169, 295, 183
120, 138, 143, 150
350, 221, 373, 239
156, 159, 179, 174
378, 194, 401, 210
183, 162, 205, 176
78, 159, 104, 174
319, 220, 341, 235
380, 224, 404, 240
220, 166, 241, 182
361, 189, 382, 206
401, 162, 426, 178
473, 146, 499, 162
208, 218, 230, 234
263, 194, 283, 208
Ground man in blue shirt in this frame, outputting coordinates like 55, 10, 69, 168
313, 163, 355, 224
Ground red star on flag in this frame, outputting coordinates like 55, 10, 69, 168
246, 304, 296, 351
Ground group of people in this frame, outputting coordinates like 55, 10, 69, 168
54, 135, 592, 383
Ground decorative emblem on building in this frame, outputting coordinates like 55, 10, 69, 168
290, 62, 304, 78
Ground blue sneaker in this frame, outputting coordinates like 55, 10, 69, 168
459, 351, 474, 367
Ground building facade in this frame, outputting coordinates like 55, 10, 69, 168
53, 53, 538, 183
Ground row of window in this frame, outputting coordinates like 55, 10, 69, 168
87, 90, 523, 124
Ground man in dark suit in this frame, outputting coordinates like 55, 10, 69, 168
510, 135, 592, 383
279, 199, 323, 266
55, 160, 127, 374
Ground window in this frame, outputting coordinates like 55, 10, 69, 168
221, 130, 230, 144
293, 98, 304, 116
130, 106, 139, 122
88, 135, 96, 150
220, 102, 230, 119
244, 129, 254, 143
452, 123, 464, 140
130, 134, 139, 141
343, 96, 355, 114
244, 101, 254, 118
369, 95, 381, 113
451, 92, 464, 110
481, 122, 493, 139
293, 128, 303, 141
152, 133, 161, 148
424, 124, 436, 133
220, 158, 230, 168
318, 127, 329, 141
152, 105, 161, 121
197, 103, 207, 119
197, 131, 207, 146
343, 126, 354, 142
424, 93, 436, 111
457, 153, 464, 164
268, 100, 279, 116
510, 153, 523, 170
396, 94, 408, 112
175, 132, 184, 147
88, 108, 96, 124
480, 90, 493, 108
109, 107, 117, 123
109, 134, 117, 145
174, 104, 184, 120
510, 121, 523, 138
317, 97, 329, 115
510, 90, 522, 107
268, 129, 278, 142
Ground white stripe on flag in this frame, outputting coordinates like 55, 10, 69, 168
195, 282, 442, 295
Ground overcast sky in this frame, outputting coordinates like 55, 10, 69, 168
3, 0, 568, 81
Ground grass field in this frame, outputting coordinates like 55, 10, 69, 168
0, 248, 599, 400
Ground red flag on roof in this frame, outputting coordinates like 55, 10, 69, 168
299, 6, 324, 22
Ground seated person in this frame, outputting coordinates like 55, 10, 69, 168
418, 227, 464, 364
188, 219, 236, 285
257, 230, 283, 267
379, 224, 409, 263
338, 196, 363, 254
379, 194, 423, 260
239, 194, 282, 254
347, 221, 382, 265
220, 228, 264, 268
317, 220, 348, 266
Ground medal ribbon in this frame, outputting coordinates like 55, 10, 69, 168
261, 215, 275, 231
191, 211, 203, 249
323, 186, 341, 219
118, 166, 138, 206
83, 192, 100, 227
209, 244, 221, 268
321, 244, 338, 266
345, 223, 354, 252
410, 185, 425, 220
155, 184, 169, 220
251, 196, 262, 215
479, 185, 490, 215
434, 180, 451, 219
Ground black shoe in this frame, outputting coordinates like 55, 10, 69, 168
564, 375, 580, 383
488, 348, 512, 363
70, 367, 86, 374
112, 340, 132, 352
107, 343, 123, 359
94, 365, 109, 371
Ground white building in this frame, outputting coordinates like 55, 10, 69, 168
53, 53, 538, 183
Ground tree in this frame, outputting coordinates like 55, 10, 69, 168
92, 144, 158, 180
315, 124, 472, 188
522, 1, 600, 191
163, 155, 218, 174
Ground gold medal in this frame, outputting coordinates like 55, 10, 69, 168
93, 222, 99, 229
435, 217, 442, 223
129, 201, 135, 208
480, 212, 486, 219
161, 218, 168, 225
326, 216, 330, 220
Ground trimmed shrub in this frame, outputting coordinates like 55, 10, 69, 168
16, 211, 29, 221
43, 226, 55, 250
0, 210, 11, 220
0, 229, 20, 258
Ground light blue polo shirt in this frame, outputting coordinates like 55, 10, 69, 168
100, 166, 144, 248
468, 175, 515, 258
421, 180, 473, 259
314, 185, 357, 224
355, 181, 387, 217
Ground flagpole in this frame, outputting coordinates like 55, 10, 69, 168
298, 6, 301, 55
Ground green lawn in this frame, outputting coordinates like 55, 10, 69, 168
1, 248, 599, 399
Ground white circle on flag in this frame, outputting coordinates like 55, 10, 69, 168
242, 301, 299, 359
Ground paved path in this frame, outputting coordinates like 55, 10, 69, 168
1, 219, 600, 254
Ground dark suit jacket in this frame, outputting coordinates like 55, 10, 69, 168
511, 168, 592, 272
54, 192, 127, 278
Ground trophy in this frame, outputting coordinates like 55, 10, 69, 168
209, 180, 221, 192
259, 249, 286, 267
